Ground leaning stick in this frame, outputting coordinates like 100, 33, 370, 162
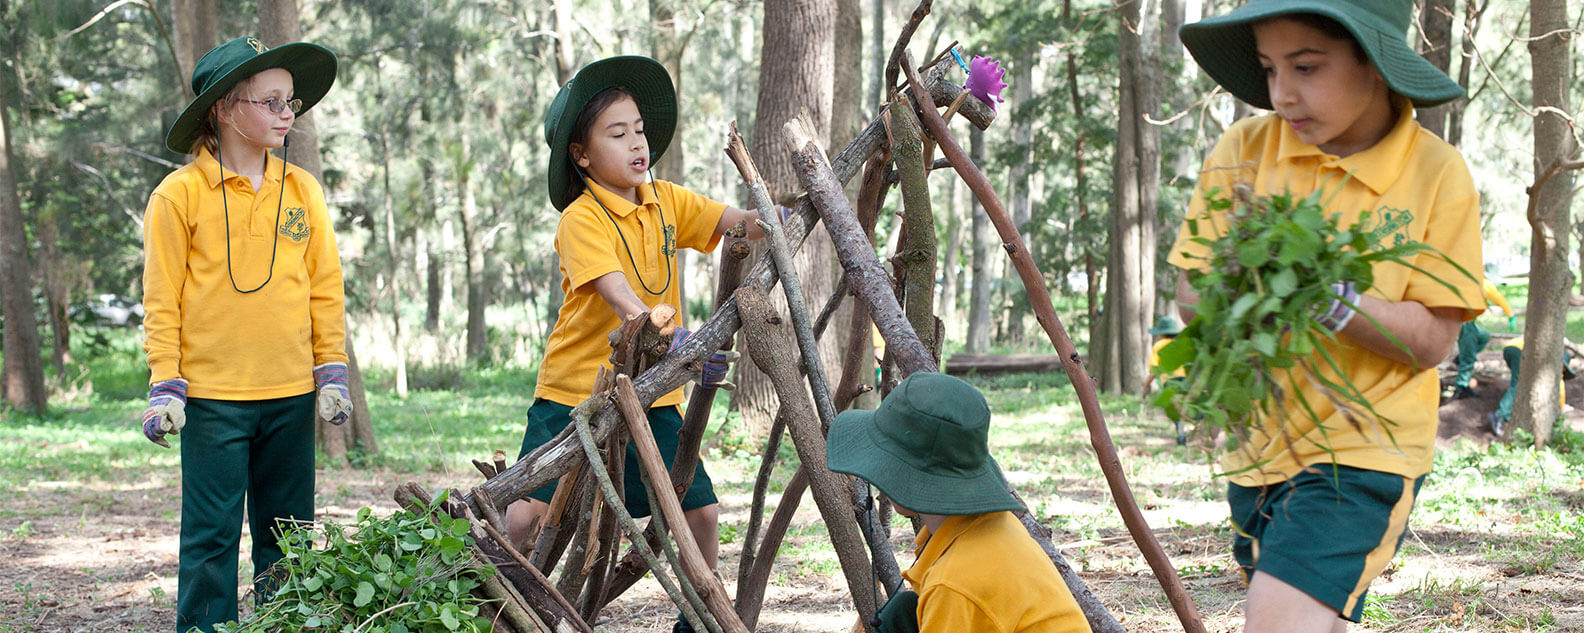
784, 105, 1126, 633
901, 51, 1194, 633
736, 286, 882, 630
613, 376, 749, 633
568, 396, 707, 631
726, 123, 840, 431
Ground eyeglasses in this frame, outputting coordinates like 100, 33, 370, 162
237, 97, 303, 115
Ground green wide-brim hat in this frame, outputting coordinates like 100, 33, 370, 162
1149, 315, 1183, 336
1180, 0, 1464, 110
543, 56, 676, 211
165, 36, 337, 154
826, 372, 1022, 516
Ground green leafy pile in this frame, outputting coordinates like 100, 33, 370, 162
217, 491, 495, 633
1152, 186, 1457, 453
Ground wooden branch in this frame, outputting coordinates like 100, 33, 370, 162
889, 91, 941, 358
885, 0, 935, 99
727, 123, 841, 432
568, 397, 707, 631
736, 465, 809, 629
737, 409, 790, 595
736, 286, 881, 630
901, 51, 1177, 633
783, 118, 936, 377
465, 52, 985, 516
528, 462, 584, 570
613, 376, 750, 633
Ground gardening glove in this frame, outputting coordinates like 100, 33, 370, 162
1314, 281, 1360, 333
669, 328, 738, 389
314, 362, 353, 426
141, 378, 188, 448
868, 589, 919, 633
1508, 316, 1516, 331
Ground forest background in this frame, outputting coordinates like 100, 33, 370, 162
1, 0, 1583, 631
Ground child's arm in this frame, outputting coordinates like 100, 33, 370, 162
1176, 269, 1460, 369
591, 271, 650, 321
715, 206, 790, 241
1338, 298, 1462, 370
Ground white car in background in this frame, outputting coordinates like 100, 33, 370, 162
73, 294, 144, 327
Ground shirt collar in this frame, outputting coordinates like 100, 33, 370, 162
904, 514, 990, 581
1274, 95, 1419, 194
195, 146, 283, 190
581, 177, 658, 217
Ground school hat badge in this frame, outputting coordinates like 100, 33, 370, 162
1180, 0, 1464, 110
543, 56, 677, 211
826, 372, 1022, 516
165, 36, 337, 154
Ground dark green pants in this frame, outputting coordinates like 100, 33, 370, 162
177, 394, 315, 633
1455, 321, 1491, 388
1494, 345, 1522, 423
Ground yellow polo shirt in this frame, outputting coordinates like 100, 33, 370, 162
1168, 99, 1484, 485
142, 148, 347, 400
535, 179, 726, 407
902, 512, 1091, 633
1151, 338, 1186, 379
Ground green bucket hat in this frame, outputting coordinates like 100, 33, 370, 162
1179, 0, 1464, 110
826, 372, 1022, 516
165, 36, 337, 154
1148, 315, 1183, 336
543, 56, 677, 211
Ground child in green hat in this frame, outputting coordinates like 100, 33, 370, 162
1170, 1, 1486, 630
142, 36, 346, 632
507, 55, 776, 633
826, 372, 1092, 633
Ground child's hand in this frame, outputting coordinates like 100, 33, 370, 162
141, 378, 188, 448
702, 351, 739, 389
1314, 281, 1360, 333
314, 362, 353, 426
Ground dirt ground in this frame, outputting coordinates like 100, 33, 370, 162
3, 362, 1581, 633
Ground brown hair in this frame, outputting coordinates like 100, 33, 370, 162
1279, 13, 1368, 62
186, 76, 254, 157
569, 87, 637, 152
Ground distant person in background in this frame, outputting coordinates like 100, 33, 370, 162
141, 36, 349, 632
1146, 315, 1189, 445
1487, 336, 1571, 436
1449, 279, 1514, 399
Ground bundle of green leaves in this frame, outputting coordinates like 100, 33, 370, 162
1153, 185, 1462, 455
217, 491, 494, 633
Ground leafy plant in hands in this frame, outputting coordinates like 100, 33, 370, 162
1153, 185, 1471, 469
216, 490, 494, 633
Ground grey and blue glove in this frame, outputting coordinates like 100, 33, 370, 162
314, 362, 352, 426
142, 378, 188, 448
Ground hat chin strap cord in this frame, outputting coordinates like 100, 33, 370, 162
576, 167, 673, 296
217, 133, 287, 294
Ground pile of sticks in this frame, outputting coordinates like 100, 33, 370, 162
392, 33, 1206, 633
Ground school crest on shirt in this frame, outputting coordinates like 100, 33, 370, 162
279, 207, 310, 241
1365, 206, 1414, 247
663, 223, 677, 258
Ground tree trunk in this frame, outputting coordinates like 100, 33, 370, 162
543, 0, 576, 346
735, 0, 837, 437
39, 213, 69, 375
1416, 0, 1456, 139
965, 128, 992, 352
260, 0, 377, 458
1006, 48, 1035, 344
1514, 0, 1576, 448
1101, 0, 1157, 395
939, 177, 961, 326
1447, 0, 1483, 148
171, 0, 217, 101
0, 75, 46, 413
462, 169, 488, 364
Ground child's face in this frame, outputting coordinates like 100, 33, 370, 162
1253, 17, 1393, 158
217, 68, 296, 151
571, 94, 649, 202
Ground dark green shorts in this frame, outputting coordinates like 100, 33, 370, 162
518, 398, 716, 519
1228, 465, 1424, 622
